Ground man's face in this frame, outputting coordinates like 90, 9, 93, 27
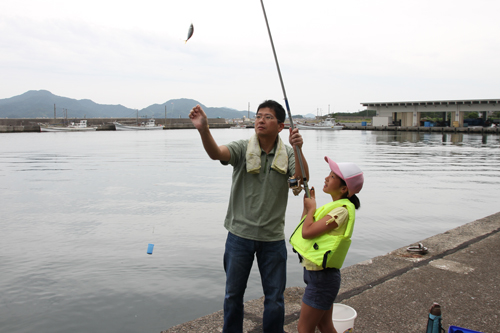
255, 107, 284, 137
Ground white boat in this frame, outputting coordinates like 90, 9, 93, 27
230, 124, 247, 129
113, 119, 164, 131
296, 118, 344, 130
40, 120, 97, 132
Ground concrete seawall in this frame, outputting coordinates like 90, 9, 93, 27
1, 118, 499, 134
0, 118, 231, 132
346, 124, 500, 134
162, 212, 500, 333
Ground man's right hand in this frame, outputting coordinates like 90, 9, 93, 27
189, 105, 209, 131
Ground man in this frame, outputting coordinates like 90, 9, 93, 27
189, 100, 309, 333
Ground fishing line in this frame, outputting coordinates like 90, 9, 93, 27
259, 0, 310, 198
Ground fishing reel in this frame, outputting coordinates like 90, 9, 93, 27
288, 177, 303, 196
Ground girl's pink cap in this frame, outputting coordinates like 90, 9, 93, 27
324, 156, 364, 197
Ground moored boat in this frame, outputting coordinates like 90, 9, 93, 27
296, 118, 344, 130
113, 119, 164, 131
40, 120, 97, 132
230, 124, 247, 129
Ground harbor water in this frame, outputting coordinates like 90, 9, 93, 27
1, 129, 499, 333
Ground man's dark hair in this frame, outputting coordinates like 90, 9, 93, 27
257, 100, 286, 123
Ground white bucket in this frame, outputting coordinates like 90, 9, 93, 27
332, 303, 357, 333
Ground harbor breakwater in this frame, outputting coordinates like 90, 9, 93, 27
346, 124, 500, 134
0, 118, 230, 132
1, 118, 499, 134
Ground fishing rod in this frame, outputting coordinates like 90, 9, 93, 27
259, 0, 310, 198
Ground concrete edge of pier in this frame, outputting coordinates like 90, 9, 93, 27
162, 211, 500, 333
2, 122, 500, 134
345, 124, 500, 134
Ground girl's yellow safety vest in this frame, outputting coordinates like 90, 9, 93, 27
289, 198, 355, 269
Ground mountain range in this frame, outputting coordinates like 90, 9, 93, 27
0, 90, 256, 119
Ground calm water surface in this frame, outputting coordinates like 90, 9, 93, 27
1, 129, 499, 333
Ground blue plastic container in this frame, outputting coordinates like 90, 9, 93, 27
147, 243, 154, 254
424, 121, 430, 127
448, 325, 483, 333
361, 121, 367, 126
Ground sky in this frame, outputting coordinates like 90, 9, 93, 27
1, 0, 499, 116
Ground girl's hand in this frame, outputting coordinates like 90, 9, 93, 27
309, 187, 315, 199
303, 187, 316, 213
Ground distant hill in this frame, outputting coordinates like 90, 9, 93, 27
0, 90, 133, 119
141, 98, 255, 119
0, 90, 255, 119
331, 110, 376, 117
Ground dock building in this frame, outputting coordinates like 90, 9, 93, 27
361, 99, 500, 127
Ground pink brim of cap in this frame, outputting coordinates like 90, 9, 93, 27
324, 156, 364, 197
324, 156, 344, 180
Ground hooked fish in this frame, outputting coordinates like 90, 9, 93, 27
185, 23, 194, 43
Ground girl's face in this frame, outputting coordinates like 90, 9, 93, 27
323, 171, 348, 197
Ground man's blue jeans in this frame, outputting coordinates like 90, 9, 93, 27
223, 232, 287, 333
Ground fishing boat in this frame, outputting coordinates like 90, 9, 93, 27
296, 118, 344, 130
113, 119, 164, 131
40, 120, 97, 132
230, 124, 247, 129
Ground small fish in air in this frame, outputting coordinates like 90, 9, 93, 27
185, 23, 194, 43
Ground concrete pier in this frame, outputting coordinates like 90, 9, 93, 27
0, 118, 231, 132
162, 212, 500, 333
346, 124, 500, 134
1, 117, 499, 134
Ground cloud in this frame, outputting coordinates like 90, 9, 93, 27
1, 0, 500, 114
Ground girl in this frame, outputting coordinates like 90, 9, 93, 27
290, 156, 364, 333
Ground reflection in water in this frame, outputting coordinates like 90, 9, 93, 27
1, 130, 499, 333
442, 133, 464, 144
373, 131, 500, 147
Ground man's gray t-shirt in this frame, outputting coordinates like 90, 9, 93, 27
223, 139, 296, 241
